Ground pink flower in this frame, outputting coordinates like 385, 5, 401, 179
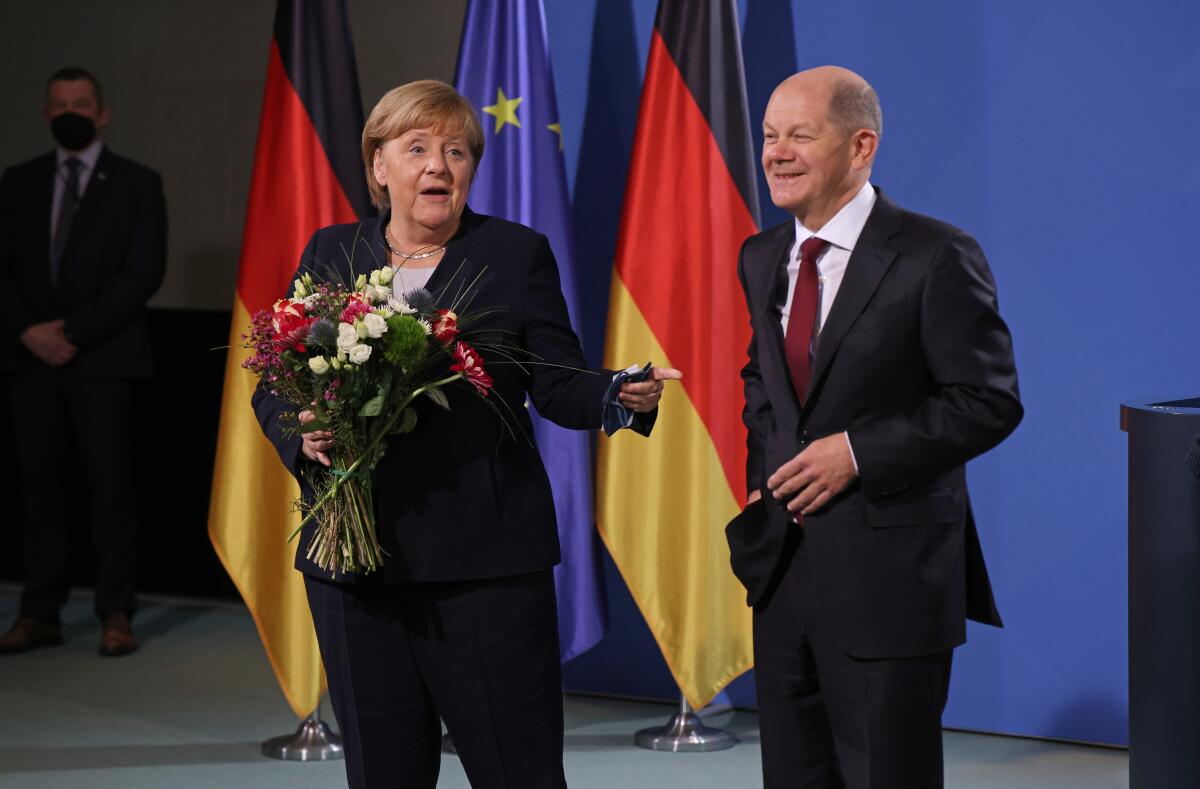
432, 309, 459, 344
450, 341, 493, 396
340, 295, 371, 324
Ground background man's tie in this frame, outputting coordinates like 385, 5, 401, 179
50, 156, 82, 284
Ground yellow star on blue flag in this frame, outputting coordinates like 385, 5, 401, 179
483, 87, 522, 133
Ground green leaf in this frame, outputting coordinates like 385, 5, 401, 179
425, 386, 451, 410
358, 393, 385, 417
299, 419, 331, 433
391, 407, 418, 435
358, 375, 393, 419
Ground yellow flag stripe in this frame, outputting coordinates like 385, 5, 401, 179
597, 276, 753, 709
208, 298, 325, 718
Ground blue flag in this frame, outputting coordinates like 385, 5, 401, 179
455, 0, 607, 662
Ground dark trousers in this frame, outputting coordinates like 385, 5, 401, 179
753, 536, 953, 789
9, 370, 139, 623
305, 570, 567, 789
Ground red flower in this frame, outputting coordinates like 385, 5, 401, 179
271, 299, 315, 352
432, 309, 459, 343
450, 341, 493, 396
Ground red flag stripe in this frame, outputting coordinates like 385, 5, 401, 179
613, 31, 758, 500
236, 40, 360, 313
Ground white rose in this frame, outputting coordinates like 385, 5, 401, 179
369, 269, 382, 287
337, 322, 358, 351
377, 267, 396, 285
308, 356, 330, 375
347, 344, 372, 365
362, 312, 388, 338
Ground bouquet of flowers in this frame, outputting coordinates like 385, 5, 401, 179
242, 264, 494, 575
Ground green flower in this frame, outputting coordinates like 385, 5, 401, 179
383, 314, 428, 368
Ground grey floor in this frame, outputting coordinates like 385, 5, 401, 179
0, 587, 1128, 788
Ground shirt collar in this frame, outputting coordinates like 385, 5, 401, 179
793, 180, 877, 253
56, 139, 104, 172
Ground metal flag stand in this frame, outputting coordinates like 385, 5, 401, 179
634, 692, 738, 752
262, 700, 344, 761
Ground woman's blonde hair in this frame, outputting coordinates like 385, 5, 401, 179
361, 80, 485, 210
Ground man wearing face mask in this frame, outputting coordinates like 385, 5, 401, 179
0, 66, 167, 657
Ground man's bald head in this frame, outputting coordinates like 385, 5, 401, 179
773, 67, 882, 138
761, 67, 881, 228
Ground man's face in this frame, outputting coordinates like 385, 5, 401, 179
44, 79, 108, 129
761, 79, 856, 224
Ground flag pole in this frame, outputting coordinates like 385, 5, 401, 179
634, 691, 738, 752
261, 698, 344, 761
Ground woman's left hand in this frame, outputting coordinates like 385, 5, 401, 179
618, 367, 683, 413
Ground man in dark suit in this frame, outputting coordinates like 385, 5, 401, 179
0, 67, 167, 657
727, 66, 1022, 788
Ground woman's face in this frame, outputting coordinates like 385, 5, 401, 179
373, 125, 473, 237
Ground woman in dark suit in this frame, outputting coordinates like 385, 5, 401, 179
252, 80, 679, 788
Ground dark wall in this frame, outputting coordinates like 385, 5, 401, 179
0, 309, 238, 599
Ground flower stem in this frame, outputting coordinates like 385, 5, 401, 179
288, 372, 463, 542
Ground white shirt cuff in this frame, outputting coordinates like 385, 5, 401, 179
843, 431, 860, 475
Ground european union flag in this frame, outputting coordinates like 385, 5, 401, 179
455, 0, 607, 662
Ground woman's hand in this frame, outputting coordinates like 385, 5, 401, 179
618, 367, 683, 413
299, 409, 334, 467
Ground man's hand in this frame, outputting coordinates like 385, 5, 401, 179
767, 432, 858, 518
20, 320, 76, 366
298, 409, 334, 467
619, 367, 683, 413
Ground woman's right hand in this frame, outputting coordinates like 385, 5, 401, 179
299, 409, 334, 467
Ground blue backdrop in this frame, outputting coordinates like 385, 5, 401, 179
537, 0, 1200, 746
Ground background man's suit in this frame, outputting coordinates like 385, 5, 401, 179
0, 146, 167, 624
728, 188, 1022, 787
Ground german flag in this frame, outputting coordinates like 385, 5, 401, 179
596, 0, 760, 711
208, 0, 372, 718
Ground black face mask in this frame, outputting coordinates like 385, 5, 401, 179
50, 112, 97, 151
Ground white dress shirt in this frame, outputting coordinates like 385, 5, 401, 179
51, 140, 104, 240
778, 180, 876, 473
779, 179, 877, 336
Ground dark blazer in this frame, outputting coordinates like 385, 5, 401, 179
728, 188, 1022, 659
0, 147, 167, 377
254, 208, 650, 583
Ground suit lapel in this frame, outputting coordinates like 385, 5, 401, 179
754, 224, 802, 416
426, 207, 490, 311
344, 216, 389, 281
31, 155, 55, 272
801, 192, 903, 414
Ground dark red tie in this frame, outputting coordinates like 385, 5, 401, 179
784, 236, 828, 403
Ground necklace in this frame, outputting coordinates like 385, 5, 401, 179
384, 225, 445, 261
